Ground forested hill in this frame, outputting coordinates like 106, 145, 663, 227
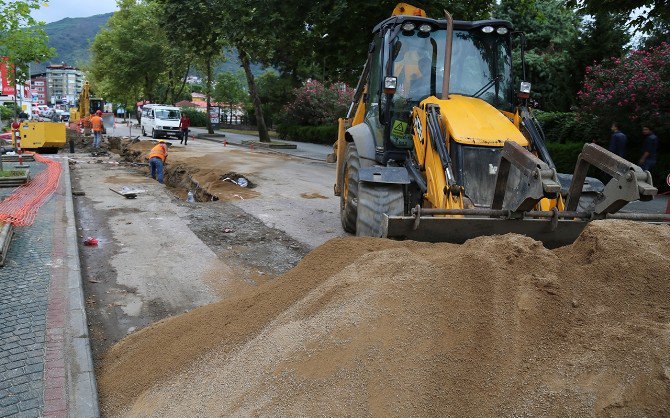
33, 13, 113, 73
35, 12, 261, 75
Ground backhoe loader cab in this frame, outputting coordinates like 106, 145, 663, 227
334, 4, 666, 247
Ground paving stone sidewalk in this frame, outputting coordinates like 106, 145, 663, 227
0, 157, 98, 418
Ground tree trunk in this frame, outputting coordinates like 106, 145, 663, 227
206, 57, 214, 134
163, 71, 172, 104
175, 63, 190, 104
239, 48, 270, 143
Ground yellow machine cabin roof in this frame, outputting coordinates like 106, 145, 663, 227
429, 95, 528, 147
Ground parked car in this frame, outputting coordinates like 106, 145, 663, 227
140, 105, 182, 139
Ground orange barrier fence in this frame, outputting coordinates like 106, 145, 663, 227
0, 153, 62, 226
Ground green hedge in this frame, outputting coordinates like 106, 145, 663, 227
534, 110, 601, 144
277, 124, 338, 144
546, 141, 670, 191
180, 107, 207, 127
546, 142, 585, 174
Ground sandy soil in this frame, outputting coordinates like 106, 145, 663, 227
73, 136, 342, 363
97, 220, 670, 417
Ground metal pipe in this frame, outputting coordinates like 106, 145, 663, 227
412, 207, 670, 222
441, 10, 453, 100
606, 212, 670, 221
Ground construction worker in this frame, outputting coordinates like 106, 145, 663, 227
90, 110, 104, 149
148, 140, 168, 183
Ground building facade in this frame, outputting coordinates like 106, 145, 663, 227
45, 64, 84, 106
30, 74, 47, 105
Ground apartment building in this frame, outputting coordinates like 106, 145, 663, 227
45, 64, 84, 105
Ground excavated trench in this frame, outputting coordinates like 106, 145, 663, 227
117, 139, 256, 203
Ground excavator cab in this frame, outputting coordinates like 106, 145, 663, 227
333, 3, 668, 247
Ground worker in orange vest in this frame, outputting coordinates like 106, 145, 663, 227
148, 140, 168, 183
90, 110, 104, 148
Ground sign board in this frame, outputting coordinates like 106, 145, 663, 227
209, 107, 220, 124
0, 57, 15, 96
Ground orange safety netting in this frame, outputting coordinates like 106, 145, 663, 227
0, 153, 62, 227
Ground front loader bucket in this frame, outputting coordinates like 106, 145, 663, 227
383, 215, 588, 249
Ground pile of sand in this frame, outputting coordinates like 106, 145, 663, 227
98, 221, 670, 417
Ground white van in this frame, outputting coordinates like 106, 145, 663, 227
140, 105, 182, 139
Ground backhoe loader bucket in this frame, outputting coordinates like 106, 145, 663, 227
384, 142, 670, 248
383, 212, 589, 248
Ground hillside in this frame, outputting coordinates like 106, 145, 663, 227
33, 13, 113, 73
36, 13, 263, 77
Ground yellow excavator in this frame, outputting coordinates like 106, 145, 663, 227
69, 81, 105, 127
334, 3, 668, 247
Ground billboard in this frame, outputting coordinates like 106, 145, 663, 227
0, 57, 15, 96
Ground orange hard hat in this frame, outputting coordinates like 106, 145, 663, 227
96, 110, 102, 115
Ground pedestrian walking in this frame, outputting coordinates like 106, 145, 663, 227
90, 110, 104, 149
179, 113, 191, 145
609, 122, 627, 158
148, 140, 168, 183
639, 125, 659, 171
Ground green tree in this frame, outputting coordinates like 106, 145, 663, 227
0, 1, 54, 121
213, 71, 246, 124
89, 0, 191, 112
154, 0, 226, 134
265, 0, 496, 85
496, 0, 581, 111
571, 12, 630, 98
256, 71, 294, 127
2, 27, 54, 96
0, 0, 42, 32
566, 0, 670, 34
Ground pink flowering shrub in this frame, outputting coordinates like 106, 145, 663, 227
282, 80, 354, 126
578, 42, 670, 127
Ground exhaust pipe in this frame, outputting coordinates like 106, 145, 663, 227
441, 10, 453, 100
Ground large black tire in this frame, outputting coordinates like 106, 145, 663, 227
356, 182, 405, 238
142, 126, 146, 136
340, 143, 360, 233
152, 129, 158, 139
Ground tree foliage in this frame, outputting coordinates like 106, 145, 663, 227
495, 0, 630, 111
566, 0, 670, 34
154, 0, 227, 134
0, 0, 54, 120
262, 0, 496, 84
496, 0, 580, 110
213, 71, 246, 123
89, 0, 191, 110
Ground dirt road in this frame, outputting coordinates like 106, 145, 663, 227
72, 136, 343, 360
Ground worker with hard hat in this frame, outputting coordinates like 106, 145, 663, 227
148, 140, 168, 183
90, 110, 104, 149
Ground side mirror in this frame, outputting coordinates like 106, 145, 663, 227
518, 81, 531, 99
384, 76, 398, 95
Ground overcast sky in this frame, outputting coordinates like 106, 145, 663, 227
31, 0, 118, 24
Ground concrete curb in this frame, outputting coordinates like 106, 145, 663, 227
0, 221, 13, 266
61, 157, 100, 417
196, 135, 326, 163
239, 139, 297, 149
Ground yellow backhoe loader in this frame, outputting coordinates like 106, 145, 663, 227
334, 3, 668, 248
69, 81, 105, 128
